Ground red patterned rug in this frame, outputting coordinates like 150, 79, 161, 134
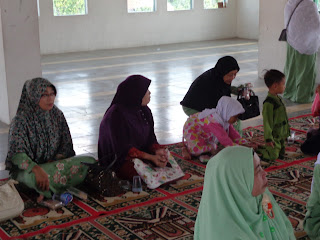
0, 114, 318, 240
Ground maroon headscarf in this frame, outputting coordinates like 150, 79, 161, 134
98, 75, 158, 170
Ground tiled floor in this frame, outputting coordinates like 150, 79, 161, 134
0, 38, 312, 163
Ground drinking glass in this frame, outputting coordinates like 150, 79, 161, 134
132, 176, 142, 193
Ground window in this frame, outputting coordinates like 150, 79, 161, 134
37, 0, 40, 16
167, 0, 193, 11
53, 0, 88, 16
315, 0, 320, 11
204, 0, 226, 9
127, 0, 156, 13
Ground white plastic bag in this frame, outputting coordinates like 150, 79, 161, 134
0, 179, 24, 222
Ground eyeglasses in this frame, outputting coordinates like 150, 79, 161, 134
41, 93, 56, 98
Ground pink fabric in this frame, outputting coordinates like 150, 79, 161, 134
228, 125, 241, 141
312, 92, 320, 117
183, 113, 241, 156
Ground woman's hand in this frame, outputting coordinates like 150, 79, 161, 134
151, 148, 168, 168
155, 148, 168, 161
32, 165, 49, 191
266, 142, 274, 148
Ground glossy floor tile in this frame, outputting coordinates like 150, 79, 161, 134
0, 38, 312, 163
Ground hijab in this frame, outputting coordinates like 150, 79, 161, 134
98, 75, 158, 170
6, 78, 75, 167
194, 146, 295, 240
198, 96, 245, 132
285, 0, 320, 55
180, 56, 240, 111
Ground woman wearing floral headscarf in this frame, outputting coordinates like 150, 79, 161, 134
194, 146, 295, 240
98, 75, 184, 189
6, 78, 95, 202
183, 96, 246, 159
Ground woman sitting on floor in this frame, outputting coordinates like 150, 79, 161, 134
6, 78, 96, 202
180, 56, 240, 116
98, 75, 184, 189
183, 96, 246, 161
180, 56, 245, 136
194, 146, 295, 240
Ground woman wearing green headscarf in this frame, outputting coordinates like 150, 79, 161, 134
6, 78, 96, 202
304, 154, 320, 239
194, 146, 295, 239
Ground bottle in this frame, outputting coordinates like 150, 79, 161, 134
52, 192, 73, 205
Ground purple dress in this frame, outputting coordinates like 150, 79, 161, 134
98, 75, 158, 171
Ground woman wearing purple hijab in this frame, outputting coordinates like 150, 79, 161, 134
98, 75, 184, 189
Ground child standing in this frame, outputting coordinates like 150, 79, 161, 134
183, 96, 245, 157
259, 69, 290, 161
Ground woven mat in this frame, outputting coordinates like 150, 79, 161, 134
0, 114, 318, 240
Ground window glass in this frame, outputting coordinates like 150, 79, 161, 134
167, 0, 192, 11
204, 0, 226, 9
128, 0, 156, 13
53, 0, 88, 16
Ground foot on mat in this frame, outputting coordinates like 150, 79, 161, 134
181, 147, 192, 160
199, 155, 211, 163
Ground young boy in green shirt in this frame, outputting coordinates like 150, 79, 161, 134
259, 69, 290, 161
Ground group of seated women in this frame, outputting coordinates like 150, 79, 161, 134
5, 55, 318, 239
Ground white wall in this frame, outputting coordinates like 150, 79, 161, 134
259, 0, 320, 82
0, 16, 9, 124
237, 0, 259, 39
0, 0, 42, 124
38, 0, 241, 54
258, 0, 287, 77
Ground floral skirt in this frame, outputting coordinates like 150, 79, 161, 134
133, 151, 184, 189
15, 156, 96, 198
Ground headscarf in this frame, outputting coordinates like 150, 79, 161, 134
98, 75, 158, 170
285, 0, 320, 55
6, 78, 75, 167
194, 146, 295, 240
198, 96, 245, 132
180, 56, 240, 111
304, 153, 320, 239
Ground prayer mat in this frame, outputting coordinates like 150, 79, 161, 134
0, 114, 318, 239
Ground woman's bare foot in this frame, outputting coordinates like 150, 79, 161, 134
199, 155, 211, 163
182, 147, 191, 160
210, 148, 219, 156
37, 194, 44, 203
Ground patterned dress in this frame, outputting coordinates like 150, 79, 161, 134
6, 78, 95, 198
183, 96, 246, 156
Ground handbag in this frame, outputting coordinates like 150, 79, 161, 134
279, 0, 304, 41
0, 179, 24, 222
237, 89, 260, 120
278, 29, 287, 41
81, 155, 126, 197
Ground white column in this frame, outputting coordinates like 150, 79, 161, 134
258, 0, 287, 77
0, 0, 41, 124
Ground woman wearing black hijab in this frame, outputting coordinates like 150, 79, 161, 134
180, 56, 240, 116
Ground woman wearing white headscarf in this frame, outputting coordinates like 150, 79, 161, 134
183, 96, 245, 157
283, 0, 320, 103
